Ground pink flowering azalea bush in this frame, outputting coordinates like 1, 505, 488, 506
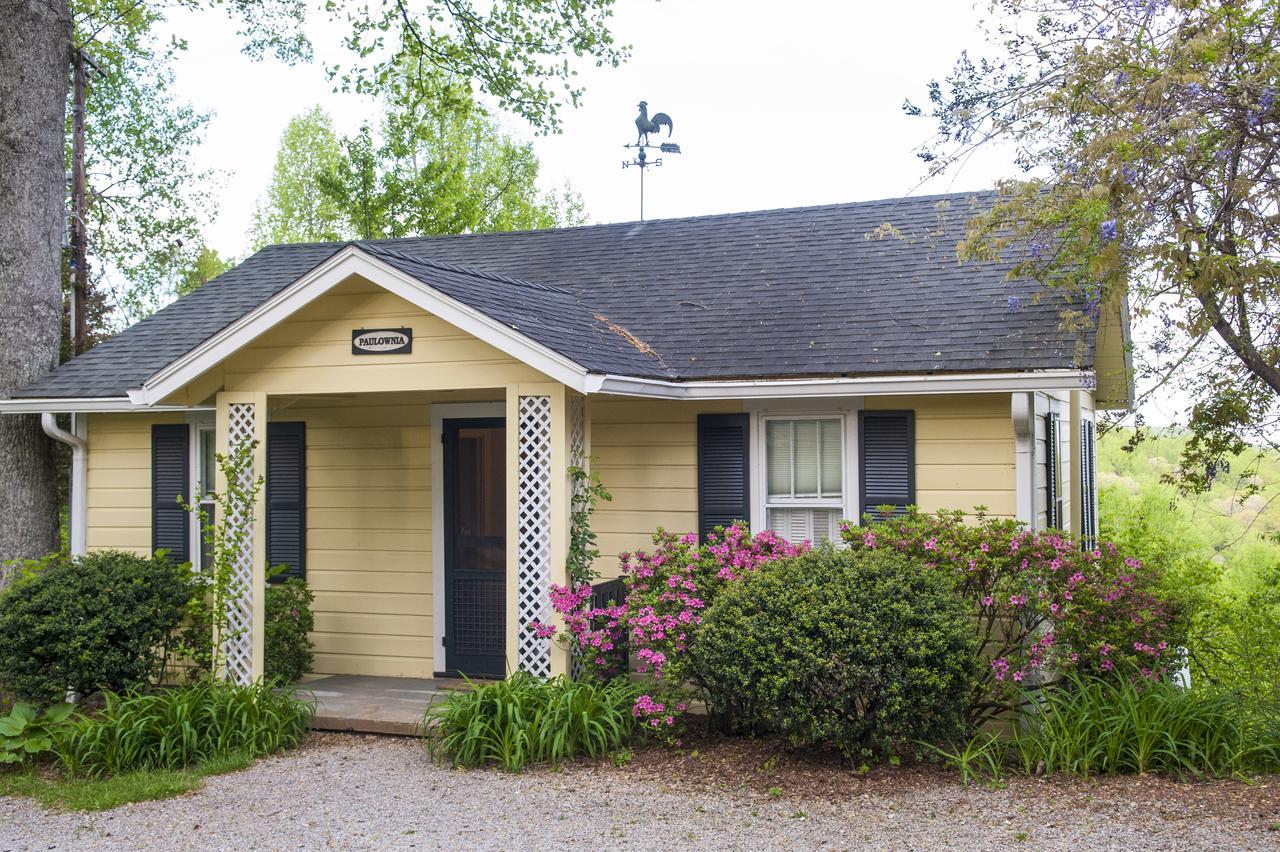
532, 524, 805, 737
840, 508, 1185, 725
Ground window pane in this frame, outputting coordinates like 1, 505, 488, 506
767, 507, 841, 545
811, 508, 840, 543
820, 419, 842, 497
793, 420, 819, 498
199, 429, 216, 495
766, 420, 792, 497
767, 507, 809, 544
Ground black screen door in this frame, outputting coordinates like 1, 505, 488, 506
443, 418, 506, 678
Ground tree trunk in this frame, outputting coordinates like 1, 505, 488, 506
0, 0, 71, 561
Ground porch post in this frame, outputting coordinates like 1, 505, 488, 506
506, 382, 571, 678
215, 391, 268, 684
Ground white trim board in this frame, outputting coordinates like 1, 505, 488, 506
128, 246, 592, 406
593, 370, 1093, 400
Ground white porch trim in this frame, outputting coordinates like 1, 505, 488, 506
127, 246, 593, 406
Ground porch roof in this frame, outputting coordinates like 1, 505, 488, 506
11, 190, 1104, 401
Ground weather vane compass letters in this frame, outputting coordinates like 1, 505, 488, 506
623, 100, 682, 221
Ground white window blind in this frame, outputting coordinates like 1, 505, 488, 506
763, 417, 843, 545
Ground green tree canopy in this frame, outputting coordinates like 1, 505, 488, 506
250, 106, 346, 247
256, 73, 585, 245
73, 0, 220, 324
909, 0, 1280, 496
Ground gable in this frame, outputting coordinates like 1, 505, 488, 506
162, 275, 551, 404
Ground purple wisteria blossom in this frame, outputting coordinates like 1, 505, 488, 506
1100, 219, 1118, 242
1007, 295, 1021, 313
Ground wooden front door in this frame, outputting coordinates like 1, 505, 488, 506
442, 418, 506, 678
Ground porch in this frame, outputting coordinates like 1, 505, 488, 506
302, 674, 453, 736
210, 382, 586, 690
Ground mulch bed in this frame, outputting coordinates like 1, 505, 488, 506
299, 728, 1280, 834
559, 730, 1280, 832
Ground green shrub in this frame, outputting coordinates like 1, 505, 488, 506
841, 509, 1186, 725
0, 702, 74, 765
422, 672, 638, 771
1187, 564, 1280, 708
0, 551, 193, 703
689, 546, 979, 759
265, 578, 315, 684
55, 680, 315, 777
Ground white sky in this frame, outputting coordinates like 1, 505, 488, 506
166, 0, 1015, 252
159, 0, 1187, 425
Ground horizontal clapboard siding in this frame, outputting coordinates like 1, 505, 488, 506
589, 398, 743, 577
287, 395, 434, 678
864, 394, 1016, 517
87, 413, 188, 555
221, 277, 549, 395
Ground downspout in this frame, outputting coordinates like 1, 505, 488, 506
42, 413, 87, 556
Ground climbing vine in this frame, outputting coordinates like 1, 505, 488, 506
566, 462, 611, 585
180, 439, 263, 678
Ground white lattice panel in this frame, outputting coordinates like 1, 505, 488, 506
224, 402, 256, 686
517, 395, 553, 677
569, 393, 586, 484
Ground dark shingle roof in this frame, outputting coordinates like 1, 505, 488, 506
13, 191, 1087, 399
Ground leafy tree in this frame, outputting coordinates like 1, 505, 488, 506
177, 245, 234, 296
0, 0, 626, 561
250, 107, 346, 248
76, 0, 219, 323
259, 71, 586, 243
908, 0, 1280, 496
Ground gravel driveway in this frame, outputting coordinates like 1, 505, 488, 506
3, 735, 1276, 851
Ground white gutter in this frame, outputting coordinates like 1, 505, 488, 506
0, 398, 210, 414
0, 370, 1092, 413
594, 369, 1094, 400
41, 413, 87, 555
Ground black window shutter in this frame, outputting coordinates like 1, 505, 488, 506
151, 423, 190, 563
859, 411, 915, 517
1080, 420, 1097, 544
267, 421, 306, 581
1044, 413, 1061, 529
697, 413, 750, 541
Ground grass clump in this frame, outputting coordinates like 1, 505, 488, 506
422, 672, 638, 771
926, 675, 1280, 782
56, 680, 314, 777
0, 752, 252, 811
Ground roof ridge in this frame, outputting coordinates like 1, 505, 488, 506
359, 242, 572, 295
264, 188, 999, 251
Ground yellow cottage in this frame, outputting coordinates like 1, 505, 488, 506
0, 193, 1132, 686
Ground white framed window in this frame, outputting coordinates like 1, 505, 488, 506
762, 416, 844, 544
191, 421, 217, 571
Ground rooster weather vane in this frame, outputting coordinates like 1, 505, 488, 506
623, 100, 681, 221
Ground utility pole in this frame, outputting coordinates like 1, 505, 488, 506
69, 47, 98, 355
